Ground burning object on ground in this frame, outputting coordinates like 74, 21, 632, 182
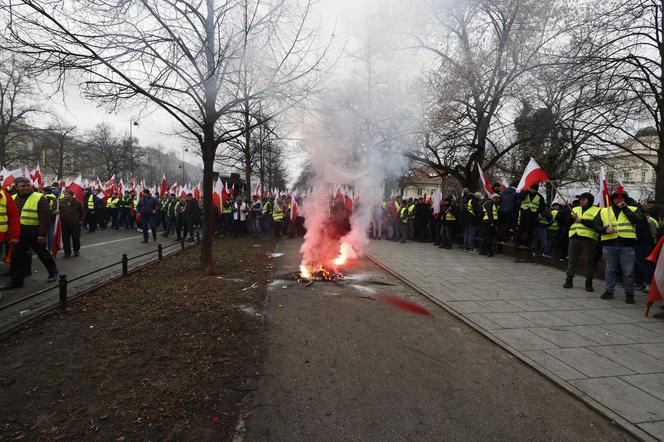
298, 264, 343, 282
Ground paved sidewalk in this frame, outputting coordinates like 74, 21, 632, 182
368, 240, 664, 441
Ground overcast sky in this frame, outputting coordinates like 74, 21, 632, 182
29, 0, 424, 179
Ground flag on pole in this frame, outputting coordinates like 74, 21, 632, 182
2, 167, 24, 189
66, 175, 84, 203
193, 182, 201, 200
477, 163, 495, 195
30, 164, 44, 190
222, 182, 229, 204
517, 158, 549, 191
646, 236, 664, 316
159, 174, 168, 198
596, 166, 610, 208
51, 207, 62, 256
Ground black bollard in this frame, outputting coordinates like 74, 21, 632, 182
58, 274, 68, 311
122, 253, 128, 276
158, 244, 163, 260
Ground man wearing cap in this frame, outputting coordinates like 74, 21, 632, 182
594, 191, 642, 303
564, 193, 600, 291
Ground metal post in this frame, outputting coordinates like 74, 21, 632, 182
58, 274, 68, 311
122, 253, 128, 276
158, 244, 163, 259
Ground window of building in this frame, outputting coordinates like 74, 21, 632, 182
653, 171, 657, 183
642, 170, 646, 182
607, 171, 615, 184
624, 171, 630, 182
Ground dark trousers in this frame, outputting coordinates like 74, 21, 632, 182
118, 208, 129, 228
166, 214, 177, 235
86, 211, 96, 232
566, 236, 597, 280
97, 208, 106, 230
183, 219, 195, 239
176, 216, 183, 240
499, 210, 517, 241
62, 223, 81, 256
635, 243, 655, 287
108, 208, 118, 229
141, 214, 158, 241
480, 222, 495, 255
11, 230, 57, 283
440, 223, 455, 249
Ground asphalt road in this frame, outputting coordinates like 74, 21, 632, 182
242, 239, 632, 441
0, 227, 187, 333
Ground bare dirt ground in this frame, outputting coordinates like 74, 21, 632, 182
0, 237, 275, 441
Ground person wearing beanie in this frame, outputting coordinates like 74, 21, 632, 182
564, 192, 600, 292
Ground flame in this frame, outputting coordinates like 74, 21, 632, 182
333, 254, 347, 266
333, 242, 353, 267
300, 264, 312, 280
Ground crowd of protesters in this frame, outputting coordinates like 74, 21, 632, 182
365, 182, 664, 318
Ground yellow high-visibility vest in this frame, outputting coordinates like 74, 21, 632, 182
0, 192, 8, 232
548, 209, 559, 231
273, 203, 284, 221
106, 197, 119, 209
569, 206, 600, 240
520, 193, 541, 213
86, 194, 95, 210
600, 206, 637, 241
13, 192, 43, 226
483, 202, 499, 221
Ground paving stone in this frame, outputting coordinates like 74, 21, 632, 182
602, 324, 664, 343
589, 345, 664, 374
631, 343, 664, 360
490, 328, 558, 351
481, 312, 537, 328
522, 350, 586, 381
445, 301, 485, 314
583, 309, 641, 324
570, 377, 664, 423
545, 348, 634, 377
548, 310, 607, 326
516, 311, 573, 327
463, 313, 502, 330
505, 300, 551, 311
637, 420, 664, 438
481, 301, 525, 313
564, 325, 636, 346
621, 373, 664, 401
529, 328, 597, 348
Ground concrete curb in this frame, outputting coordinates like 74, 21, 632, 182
366, 253, 658, 442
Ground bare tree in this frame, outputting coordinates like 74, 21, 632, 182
1, 0, 329, 269
0, 54, 38, 166
408, 0, 566, 189
43, 117, 76, 178
570, 0, 664, 197
85, 123, 125, 179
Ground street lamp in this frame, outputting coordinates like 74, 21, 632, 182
179, 146, 189, 184
129, 118, 139, 177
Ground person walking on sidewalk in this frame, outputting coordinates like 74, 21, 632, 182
59, 189, 84, 258
595, 191, 642, 304
137, 189, 161, 243
564, 193, 600, 292
3, 177, 58, 289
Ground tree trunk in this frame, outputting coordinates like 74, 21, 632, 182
58, 141, 65, 179
0, 131, 7, 167
200, 136, 216, 271
656, 134, 664, 200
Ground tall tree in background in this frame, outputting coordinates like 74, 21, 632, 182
0, 54, 37, 167
85, 123, 125, 179
43, 118, 76, 178
409, 0, 565, 189
572, 0, 664, 198
1, 0, 329, 269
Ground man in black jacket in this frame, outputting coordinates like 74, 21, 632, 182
181, 193, 200, 243
4, 177, 58, 289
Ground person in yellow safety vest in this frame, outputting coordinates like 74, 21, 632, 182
463, 192, 481, 252
439, 196, 457, 249
3, 177, 59, 290
480, 194, 499, 257
106, 192, 120, 229
398, 202, 409, 243
83, 188, 98, 233
547, 202, 563, 258
272, 197, 284, 238
564, 193, 600, 292
516, 185, 547, 262
392, 198, 402, 241
406, 198, 416, 240
595, 191, 642, 304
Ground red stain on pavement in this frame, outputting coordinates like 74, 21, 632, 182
375, 295, 432, 317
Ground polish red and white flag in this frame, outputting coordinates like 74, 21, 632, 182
66, 175, 84, 203
159, 174, 168, 198
222, 182, 229, 204
2, 167, 24, 189
193, 182, 201, 200
517, 157, 549, 191
30, 164, 44, 190
213, 179, 222, 208
51, 210, 62, 257
646, 236, 664, 316
596, 166, 610, 208
477, 163, 494, 195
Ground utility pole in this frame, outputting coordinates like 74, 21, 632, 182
129, 118, 139, 178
